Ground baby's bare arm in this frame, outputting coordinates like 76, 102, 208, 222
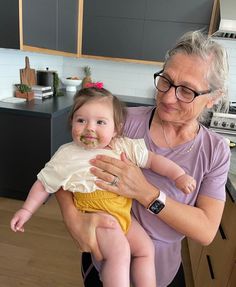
147, 152, 196, 193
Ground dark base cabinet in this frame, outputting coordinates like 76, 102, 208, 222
0, 96, 73, 200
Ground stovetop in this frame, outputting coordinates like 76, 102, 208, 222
229, 105, 236, 114
209, 112, 236, 142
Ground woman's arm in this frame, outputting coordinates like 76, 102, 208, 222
90, 153, 224, 245
55, 188, 119, 260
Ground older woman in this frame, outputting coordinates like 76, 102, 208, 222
56, 30, 230, 287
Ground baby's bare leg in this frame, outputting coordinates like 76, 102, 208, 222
96, 224, 131, 287
127, 217, 156, 287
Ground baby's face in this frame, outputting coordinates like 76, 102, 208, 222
71, 98, 116, 149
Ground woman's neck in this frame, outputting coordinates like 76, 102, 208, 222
150, 111, 200, 148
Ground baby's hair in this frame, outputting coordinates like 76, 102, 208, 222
69, 87, 127, 136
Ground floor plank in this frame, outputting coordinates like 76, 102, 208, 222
0, 195, 84, 287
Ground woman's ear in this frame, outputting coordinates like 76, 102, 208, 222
206, 89, 223, 109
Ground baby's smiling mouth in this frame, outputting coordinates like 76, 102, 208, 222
80, 134, 99, 145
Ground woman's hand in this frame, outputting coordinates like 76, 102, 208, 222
90, 153, 159, 207
55, 189, 119, 261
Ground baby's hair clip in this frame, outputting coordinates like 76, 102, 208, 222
85, 82, 104, 89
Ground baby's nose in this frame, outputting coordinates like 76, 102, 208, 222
86, 122, 95, 131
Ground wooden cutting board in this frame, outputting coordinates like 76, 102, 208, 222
20, 56, 36, 86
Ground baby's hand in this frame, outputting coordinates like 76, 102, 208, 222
175, 174, 196, 194
10, 208, 32, 232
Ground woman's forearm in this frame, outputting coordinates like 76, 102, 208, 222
55, 188, 118, 260
90, 154, 224, 245
156, 194, 224, 245
55, 188, 78, 220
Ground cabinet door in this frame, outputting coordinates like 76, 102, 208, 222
194, 249, 215, 287
58, 0, 78, 53
23, 0, 57, 50
0, 112, 51, 200
145, 0, 214, 23
0, 0, 20, 49
82, 0, 214, 62
23, 0, 78, 53
83, 16, 143, 59
82, 0, 144, 59
193, 192, 236, 287
228, 263, 236, 287
187, 239, 204, 280
142, 21, 206, 61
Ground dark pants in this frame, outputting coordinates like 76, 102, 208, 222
81, 253, 186, 287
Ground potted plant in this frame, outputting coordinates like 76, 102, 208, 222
15, 84, 34, 101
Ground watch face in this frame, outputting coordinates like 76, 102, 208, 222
149, 200, 165, 214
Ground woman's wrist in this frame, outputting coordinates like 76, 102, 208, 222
139, 183, 160, 208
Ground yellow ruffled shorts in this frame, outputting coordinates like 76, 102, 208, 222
73, 190, 132, 233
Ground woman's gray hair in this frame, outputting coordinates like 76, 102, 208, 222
164, 30, 229, 125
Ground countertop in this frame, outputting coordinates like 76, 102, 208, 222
0, 93, 74, 118
0, 92, 155, 118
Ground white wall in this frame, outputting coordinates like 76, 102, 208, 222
0, 38, 235, 102
63, 57, 160, 99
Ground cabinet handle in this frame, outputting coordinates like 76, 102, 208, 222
219, 224, 227, 240
206, 255, 215, 279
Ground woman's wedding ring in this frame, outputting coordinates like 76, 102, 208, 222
111, 176, 119, 186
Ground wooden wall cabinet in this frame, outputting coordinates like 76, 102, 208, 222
188, 190, 236, 287
22, 0, 79, 55
82, 0, 214, 63
0, 0, 20, 49
0, 0, 80, 55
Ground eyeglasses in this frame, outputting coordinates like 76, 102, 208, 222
153, 70, 211, 103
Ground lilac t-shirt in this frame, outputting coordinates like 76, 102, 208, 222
124, 106, 230, 287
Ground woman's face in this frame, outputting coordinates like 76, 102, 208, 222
156, 53, 213, 125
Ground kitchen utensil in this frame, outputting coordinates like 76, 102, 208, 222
20, 56, 36, 86
37, 68, 57, 94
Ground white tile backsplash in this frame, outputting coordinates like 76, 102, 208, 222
0, 39, 236, 102
0, 48, 64, 99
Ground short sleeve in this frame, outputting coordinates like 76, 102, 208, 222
114, 137, 149, 167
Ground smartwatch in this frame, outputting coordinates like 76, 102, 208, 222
147, 191, 166, 214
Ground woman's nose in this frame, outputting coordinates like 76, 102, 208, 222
161, 87, 178, 103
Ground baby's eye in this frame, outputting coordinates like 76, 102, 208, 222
76, 118, 86, 123
97, 120, 106, 125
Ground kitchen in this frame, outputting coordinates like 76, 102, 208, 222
0, 0, 236, 286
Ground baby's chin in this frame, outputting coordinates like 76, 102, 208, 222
74, 139, 103, 149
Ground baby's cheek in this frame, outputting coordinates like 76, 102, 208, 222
72, 130, 81, 143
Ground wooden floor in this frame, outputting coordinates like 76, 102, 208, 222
0, 195, 84, 287
0, 195, 193, 287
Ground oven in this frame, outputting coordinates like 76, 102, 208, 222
209, 112, 236, 143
